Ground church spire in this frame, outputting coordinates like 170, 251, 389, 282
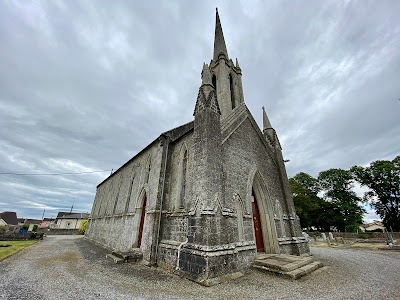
213, 8, 229, 60
262, 106, 272, 130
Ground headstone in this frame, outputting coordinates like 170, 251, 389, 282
302, 232, 310, 242
321, 232, 327, 241
328, 232, 334, 241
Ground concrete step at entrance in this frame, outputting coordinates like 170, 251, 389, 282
285, 261, 323, 279
254, 255, 313, 272
106, 253, 124, 264
111, 248, 143, 263
253, 254, 323, 279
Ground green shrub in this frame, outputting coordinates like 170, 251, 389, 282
79, 219, 88, 235
345, 224, 360, 233
21, 224, 38, 232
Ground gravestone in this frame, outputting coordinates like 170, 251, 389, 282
28, 224, 34, 232
302, 232, 310, 242
328, 232, 334, 242
321, 233, 327, 241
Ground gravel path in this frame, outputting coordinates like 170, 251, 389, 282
0, 236, 399, 300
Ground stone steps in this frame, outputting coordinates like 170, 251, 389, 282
106, 248, 143, 264
106, 253, 124, 264
253, 254, 323, 279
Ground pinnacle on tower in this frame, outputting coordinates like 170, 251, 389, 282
201, 63, 212, 86
194, 63, 221, 116
235, 58, 241, 69
262, 106, 273, 130
213, 8, 229, 60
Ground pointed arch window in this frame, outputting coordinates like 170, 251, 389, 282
125, 167, 135, 214
179, 150, 188, 208
144, 157, 151, 184
235, 193, 245, 242
229, 74, 235, 109
212, 74, 217, 95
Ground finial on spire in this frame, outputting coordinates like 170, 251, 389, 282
262, 106, 272, 130
213, 9, 229, 61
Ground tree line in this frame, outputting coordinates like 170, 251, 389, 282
290, 155, 400, 232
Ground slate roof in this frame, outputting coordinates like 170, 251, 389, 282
18, 218, 42, 224
0, 211, 18, 225
97, 121, 194, 188
56, 212, 74, 219
58, 213, 90, 219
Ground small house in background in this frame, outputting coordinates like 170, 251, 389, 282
365, 220, 385, 232
54, 213, 90, 229
17, 218, 42, 226
359, 220, 385, 232
51, 212, 75, 228
40, 217, 55, 228
0, 211, 18, 226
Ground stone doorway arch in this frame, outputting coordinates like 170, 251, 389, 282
251, 171, 279, 254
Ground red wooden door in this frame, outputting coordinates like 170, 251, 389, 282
137, 196, 147, 248
252, 193, 265, 252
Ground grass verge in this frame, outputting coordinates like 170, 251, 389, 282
0, 240, 37, 262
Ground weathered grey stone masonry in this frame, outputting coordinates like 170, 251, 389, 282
86, 9, 309, 285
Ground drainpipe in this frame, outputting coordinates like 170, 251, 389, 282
175, 220, 189, 270
154, 135, 170, 266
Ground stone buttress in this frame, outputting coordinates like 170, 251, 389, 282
174, 63, 242, 285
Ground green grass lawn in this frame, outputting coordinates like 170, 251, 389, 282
0, 240, 37, 261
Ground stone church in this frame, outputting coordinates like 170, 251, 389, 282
86, 10, 309, 285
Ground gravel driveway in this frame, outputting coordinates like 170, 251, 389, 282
0, 235, 399, 300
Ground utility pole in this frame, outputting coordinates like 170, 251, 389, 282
41, 209, 45, 220
70, 198, 74, 214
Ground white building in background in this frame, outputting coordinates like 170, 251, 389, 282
55, 213, 90, 229
360, 220, 385, 232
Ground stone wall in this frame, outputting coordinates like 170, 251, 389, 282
332, 232, 400, 239
86, 138, 165, 262
222, 113, 308, 255
163, 133, 194, 213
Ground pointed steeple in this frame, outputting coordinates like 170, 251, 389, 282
262, 106, 272, 130
213, 8, 229, 60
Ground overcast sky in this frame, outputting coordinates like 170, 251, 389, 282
0, 1, 399, 223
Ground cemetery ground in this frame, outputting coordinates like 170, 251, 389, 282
0, 236, 399, 300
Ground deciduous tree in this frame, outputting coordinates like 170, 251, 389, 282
290, 172, 336, 231
318, 168, 364, 232
351, 156, 400, 231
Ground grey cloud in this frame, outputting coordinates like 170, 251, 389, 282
0, 1, 399, 220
